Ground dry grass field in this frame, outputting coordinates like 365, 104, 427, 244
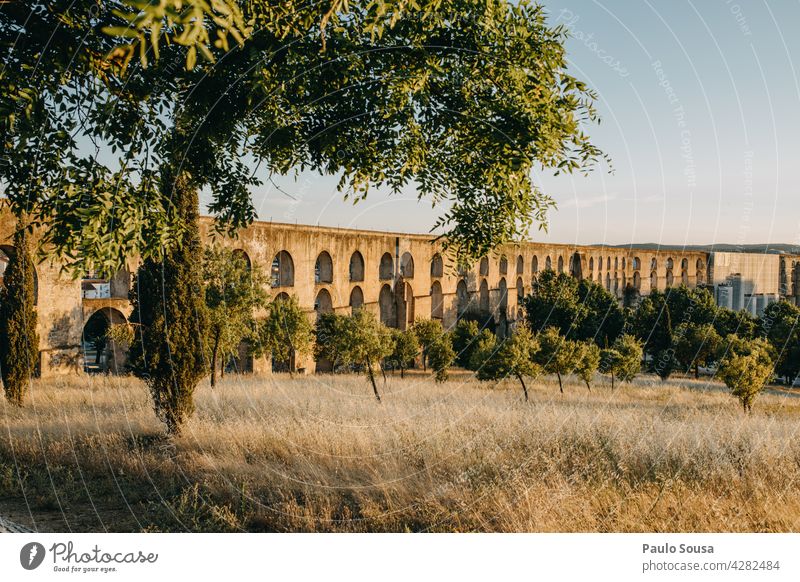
1, 371, 800, 532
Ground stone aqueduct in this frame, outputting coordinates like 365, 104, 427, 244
2, 208, 799, 377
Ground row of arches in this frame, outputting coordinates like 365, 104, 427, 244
269, 249, 447, 288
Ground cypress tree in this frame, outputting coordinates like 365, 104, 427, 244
0, 219, 39, 406
127, 170, 209, 434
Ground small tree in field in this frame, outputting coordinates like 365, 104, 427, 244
427, 334, 456, 383
315, 310, 392, 401
203, 246, 268, 387
575, 342, 601, 391
599, 348, 621, 390
411, 319, 443, 370
0, 222, 39, 406
718, 354, 772, 413
534, 327, 580, 393
475, 327, 541, 401
717, 337, 773, 413
389, 328, 420, 378
614, 334, 643, 384
260, 295, 314, 374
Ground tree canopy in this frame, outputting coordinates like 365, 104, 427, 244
2, 0, 607, 273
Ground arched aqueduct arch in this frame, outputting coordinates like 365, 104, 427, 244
271, 250, 294, 287
349, 251, 365, 282
315, 251, 334, 284
82, 307, 127, 374
430, 253, 444, 278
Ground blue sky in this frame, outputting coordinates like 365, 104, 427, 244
239, 0, 800, 246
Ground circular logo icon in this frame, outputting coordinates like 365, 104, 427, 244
20, 542, 46, 570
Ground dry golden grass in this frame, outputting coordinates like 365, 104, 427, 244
2, 371, 800, 532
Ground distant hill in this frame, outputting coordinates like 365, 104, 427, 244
592, 243, 800, 255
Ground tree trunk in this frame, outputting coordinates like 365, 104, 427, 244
611, 371, 615, 391
585, 379, 591, 392
515, 372, 529, 402
366, 360, 381, 402
400, 366, 404, 379
557, 371, 563, 394
210, 335, 220, 388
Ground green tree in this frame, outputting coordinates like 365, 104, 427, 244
427, 334, 456, 383
389, 329, 420, 378
716, 338, 773, 413
575, 278, 626, 346
315, 310, 393, 401
574, 342, 601, 391
714, 307, 758, 340
452, 319, 484, 368
410, 319, 443, 371
475, 327, 541, 401
614, 334, 644, 383
0, 221, 39, 406
599, 348, 621, 390
534, 327, 581, 393
674, 323, 722, 379
630, 290, 673, 359
126, 172, 209, 434
523, 271, 585, 337
6, 0, 607, 274
665, 285, 718, 327
259, 295, 314, 374
601, 334, 643, 389
758, 301, 800, 383
203, 246, 268, 387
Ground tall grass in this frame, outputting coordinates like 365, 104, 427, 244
1, 372, 800, 532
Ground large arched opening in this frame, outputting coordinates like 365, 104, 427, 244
315, 251, 334, 284
499, 255, 508, 275
456, 280, 470, 317
271, 250, 294, 287
349, 251, 365, 282
516, 255, 524, 275
314, 288, 333, 320
430, 253, 444, 278
82, 308, 127, 374
379, 284, 394, 326
349, 286, 364, 313
314, 289, 334, 372
479, 279, 490, 312
379, 253, 394, 280
430, 281, 443, 321
569, 252, 582, 279
400, 252, 415, 278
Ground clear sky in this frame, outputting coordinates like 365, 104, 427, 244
234, 0, 800, 247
